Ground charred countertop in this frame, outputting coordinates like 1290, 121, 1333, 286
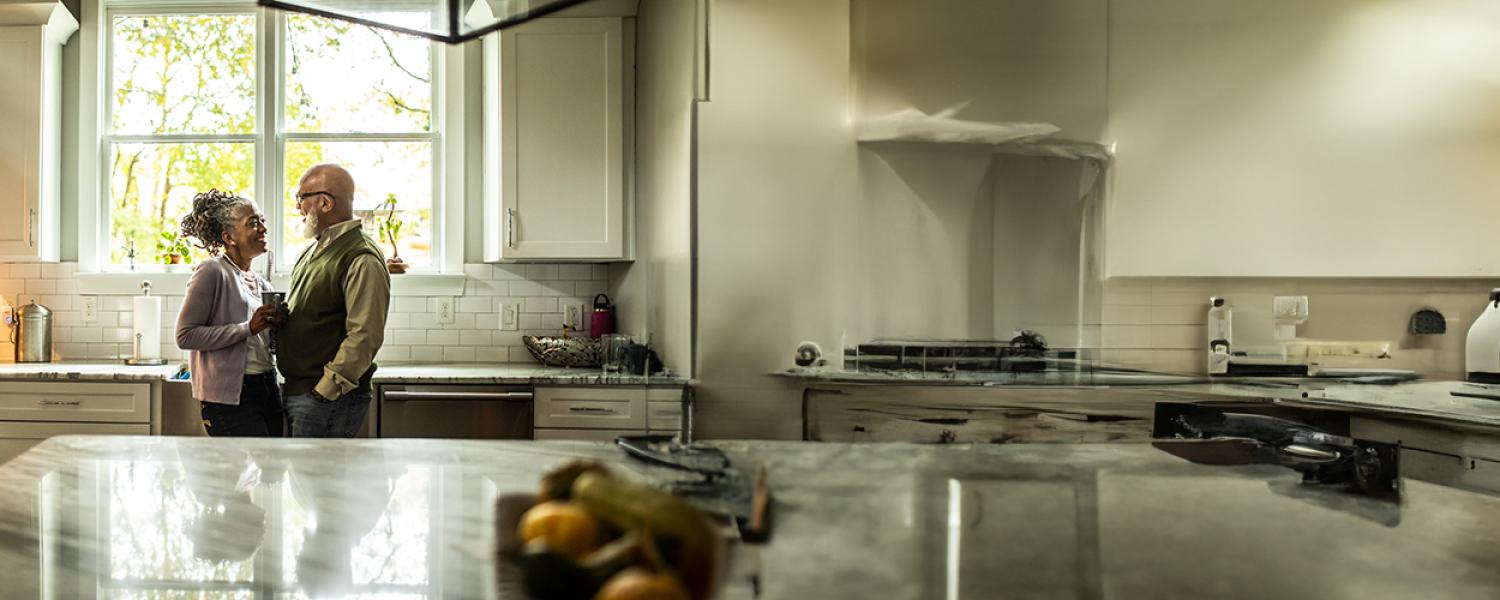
0, 436, 1497, 599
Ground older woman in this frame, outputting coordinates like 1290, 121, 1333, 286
175, 189, 287, 437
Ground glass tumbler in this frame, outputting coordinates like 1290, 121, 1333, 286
601, 333, 630, 373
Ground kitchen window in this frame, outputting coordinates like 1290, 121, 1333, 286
98, 1, 449, 274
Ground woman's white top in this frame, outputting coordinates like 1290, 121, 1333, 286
223, 256, 273, 375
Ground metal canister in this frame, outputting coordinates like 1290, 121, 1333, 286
14, 300, 52, 363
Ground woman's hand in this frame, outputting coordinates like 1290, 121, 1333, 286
249, 305, 283, 334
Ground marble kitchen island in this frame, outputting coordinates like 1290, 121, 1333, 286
1, 436, 1499, 599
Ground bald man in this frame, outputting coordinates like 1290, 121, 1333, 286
277, 164, 391, 437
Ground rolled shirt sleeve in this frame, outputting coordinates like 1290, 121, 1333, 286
313, 253, 390, 399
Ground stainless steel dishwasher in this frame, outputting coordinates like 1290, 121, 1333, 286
377, 384, 533, 439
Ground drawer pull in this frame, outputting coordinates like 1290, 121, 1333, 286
569, 407, 617, 414
38, 399, 82, 406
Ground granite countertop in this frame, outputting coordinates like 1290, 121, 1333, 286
373, 363, 693, 386
2, 436, 1499, 599
0, 361, 691, 387
0, 361, 182, 382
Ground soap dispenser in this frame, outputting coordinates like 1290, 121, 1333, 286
1207, 297, 1232, 375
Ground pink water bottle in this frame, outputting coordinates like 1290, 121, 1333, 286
590, 294, 615, 339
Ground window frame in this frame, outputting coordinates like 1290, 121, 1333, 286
85, 0, 464, 281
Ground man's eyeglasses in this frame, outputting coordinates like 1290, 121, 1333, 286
295, 190, 333, 206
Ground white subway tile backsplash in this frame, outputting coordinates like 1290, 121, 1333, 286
575, 281, 608, 298
559, 264, 591, 280
523, 297, 557, 313
475, 346, 507, 362
391, 329, 425, 346
458, 296, 491, 313
509, 280, 541, 297
409, 312, 439, 329
508, 347, 537, 362
23, 279, 54, 294
0, 261, 618, 364
448, 313, 476, 329
443, 346, 476, 362
494, 331, 524, 346
463, 264, 494, 280
460, 330, 490, 346
377, 345, 410, 363
526, 264, 558, 281
9, 264, 39, 279
425, 330, 460, 346
494, 264, 527, 280
390, 297, 428, 312
410, 346, 444, 362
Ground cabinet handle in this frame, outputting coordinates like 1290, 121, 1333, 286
27, 209, 35, 248
38, 399, 81, 406
507, 208, 517, 249
569, 406, 616, 414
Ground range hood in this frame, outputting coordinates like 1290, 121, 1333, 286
256, 0, 593, 44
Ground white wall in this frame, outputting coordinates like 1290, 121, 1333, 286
1106, 0, 1500, 277
611, 0, 694, 376
695, 0, 861, 439
856, 147, 995, 341
993, 156, 1099, 346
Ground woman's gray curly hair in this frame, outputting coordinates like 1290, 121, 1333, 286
179, 189, 251, 256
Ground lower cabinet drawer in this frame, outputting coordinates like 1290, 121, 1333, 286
534, 428, 645, 442
534, 387, 647, 429
0, 382, 151, 423
647, 400, 682, 433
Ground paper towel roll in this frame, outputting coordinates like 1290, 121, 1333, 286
132, 295, 162, 360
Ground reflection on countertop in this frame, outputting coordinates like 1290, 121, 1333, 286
3, 436, 1500, 599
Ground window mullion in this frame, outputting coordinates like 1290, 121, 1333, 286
264, 6, 284, 274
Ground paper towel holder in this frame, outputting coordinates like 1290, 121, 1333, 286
124, 280, 168, 366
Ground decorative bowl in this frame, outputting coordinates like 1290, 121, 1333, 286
522, 336, 601, 368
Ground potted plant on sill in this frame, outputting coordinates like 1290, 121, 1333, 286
157, 230, 192, 272
377, 193, 407, 274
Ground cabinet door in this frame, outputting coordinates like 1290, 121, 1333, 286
0, 27, 44, 259
489, 18, 627, 261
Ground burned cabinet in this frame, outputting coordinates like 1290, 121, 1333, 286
802, 386, 1161, 444
1349, 416, 1500, 495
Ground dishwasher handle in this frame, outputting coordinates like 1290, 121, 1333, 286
383, 390, 534, 401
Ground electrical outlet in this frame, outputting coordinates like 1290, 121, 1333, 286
565, 304, 582, 330
436, 297, 454, 324
82, 296, 98, 323
500, 304, 519, 331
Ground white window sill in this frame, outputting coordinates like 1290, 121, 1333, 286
77, 272, 467, 296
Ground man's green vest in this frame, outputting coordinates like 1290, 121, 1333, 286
276, 227, 384, 397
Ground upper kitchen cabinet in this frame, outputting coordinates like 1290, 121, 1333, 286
1106, 0, 1500, 277
0, 1, 76, 262
482, 17, 633, 262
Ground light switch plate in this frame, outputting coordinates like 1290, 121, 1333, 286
81, 296, 98, 323
435, 297, 455, 324
500, 304, 519, 331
